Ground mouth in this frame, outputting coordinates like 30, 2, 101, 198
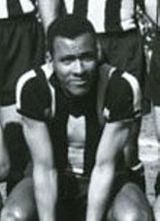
70, 79, 87, 86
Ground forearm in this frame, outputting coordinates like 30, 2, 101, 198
33, 163, 57, 221
86, 164, 115, 221
86, 122, 131, 221
23, 118, 57, 221
37, 0, 60, 34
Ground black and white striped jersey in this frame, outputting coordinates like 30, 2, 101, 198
16, 62, 141, 124
16, 62, 142, 174
64, 0, 138, 33
0, 0, 36, 19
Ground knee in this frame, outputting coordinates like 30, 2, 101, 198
115, 209, 140, 221
1, 205, 28, 221
110, 207, 152, 221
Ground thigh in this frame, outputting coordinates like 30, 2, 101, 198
107, 183, 153, 221
1, 177, 37, 221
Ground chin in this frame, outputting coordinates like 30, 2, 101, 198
70, 89, 89, 97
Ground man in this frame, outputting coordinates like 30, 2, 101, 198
63, 0, 146, 191
1, 15, 152, 221
0, 0, 62, 193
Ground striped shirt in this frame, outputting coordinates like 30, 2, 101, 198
88, 0, 137, 32
64, 0, 137, 33
16, 63, 141, 174
0, 0, 36, 19
145, 0, 160, 27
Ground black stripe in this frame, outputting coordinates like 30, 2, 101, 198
105, 0, 122, 32
74, 0, 88, 17
7, 0, 23, 17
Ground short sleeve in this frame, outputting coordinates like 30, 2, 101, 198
16, 71, 52, 121
104, 71, 142, 123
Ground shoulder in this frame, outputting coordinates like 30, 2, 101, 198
98, 65, 142, 122
16, 62, 53, 101
16, 63, 55, 120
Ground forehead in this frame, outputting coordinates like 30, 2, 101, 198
53, 33, 96, 57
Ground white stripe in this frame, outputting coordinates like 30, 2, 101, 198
0, 0, 8, 18
122, 72, 141, 113
108, 67, 117, 79
145, 0, 158, 25
48, 83, 56, 118
120, 0, 136, 31
87, 0, 106, 32
64, 0, 74, 14
16, 70, 36, 110
41, 62, 54, 80
41, 62, 55, 117
19, 0, 35, 14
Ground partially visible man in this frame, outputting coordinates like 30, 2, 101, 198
0, 0, 62, 193
147, 0, 160, 220
1, 14, 153, 221
88, 0, 146, 188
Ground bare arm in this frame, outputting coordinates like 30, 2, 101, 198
37, 0, 61, 34
86, 120, 131, 221
23, 116, 57, 221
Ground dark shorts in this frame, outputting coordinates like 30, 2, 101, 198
149, 33, 160, 106
57, 174, 88, 221
0, 13, 45, 105
97, 30, 146, 87
56, 168, 145, 221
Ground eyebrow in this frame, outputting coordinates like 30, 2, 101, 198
60, 51, 96, 60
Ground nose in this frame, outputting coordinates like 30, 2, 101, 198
74, 59, 84, 75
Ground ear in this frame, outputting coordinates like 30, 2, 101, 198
46, 51, 52, 63
96, 39, 104, 62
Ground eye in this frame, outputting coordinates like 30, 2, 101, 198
80, 53, 96, 62
61, 56, 75, 65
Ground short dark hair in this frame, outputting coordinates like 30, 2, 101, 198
47, 14, 96, 55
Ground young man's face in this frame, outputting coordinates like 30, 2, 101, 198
52, 33, 97, 97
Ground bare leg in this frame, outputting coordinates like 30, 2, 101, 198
1, 177, 37, 221
107, 183, 153, 221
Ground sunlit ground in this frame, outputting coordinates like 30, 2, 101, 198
139, 109, 160, 205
